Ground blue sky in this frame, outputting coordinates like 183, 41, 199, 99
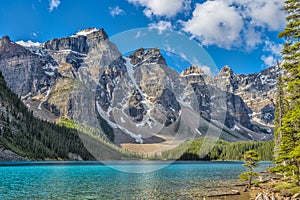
0, 0, 286, 74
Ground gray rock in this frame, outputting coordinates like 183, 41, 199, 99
0, 149, 26, 161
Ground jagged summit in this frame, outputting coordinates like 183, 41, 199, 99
0, 35, 11, 45
180, 65, 205, 77
75, 28, 100, 36
219, 65, 234, 74
73, 27, 108, 40
44, 27, 109, 54
128, 48, 167, 66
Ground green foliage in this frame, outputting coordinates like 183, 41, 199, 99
239, 172, 258, 184
57, 117, 131, 158
275, 0, 300, 186
290, 186, 300, 195
240, 150, 260, 188
97, 114, 114, 142
160, 137, 274, 161
253, 180, 260, 187
274, 182, 298, 190
243, 150, 260, 168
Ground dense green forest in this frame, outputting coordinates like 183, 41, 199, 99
160, 138, 274, 161
273, 0, 300, 186
0, 72, 131, 160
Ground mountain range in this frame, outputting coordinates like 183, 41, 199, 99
0, 28, 278, 157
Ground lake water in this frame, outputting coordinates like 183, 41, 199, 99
0, 161, 271, 199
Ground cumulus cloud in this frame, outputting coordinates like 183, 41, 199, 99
241, 0, 286, 31
182, 1, 244, 49
127, 0, 191, 18
149, 21, 172, 34
49, 0, 60, 12
109, 6, 125, 17
181, 0, 286, 50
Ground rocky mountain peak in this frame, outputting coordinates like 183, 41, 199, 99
180, 65, 205, 76
0, 36, 31, 59
219, 65, 234, 75
74, 28, 108, 40
128, 48, 167, 66
0, 36, 11, 47
44, 28, 108, 54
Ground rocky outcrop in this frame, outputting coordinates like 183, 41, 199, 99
129, 48, 167, 66
45, 36, 89, 53
0, 36, 58, 96
0, 148, 26, 161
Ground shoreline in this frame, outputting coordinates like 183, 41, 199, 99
0, 160, 272, 167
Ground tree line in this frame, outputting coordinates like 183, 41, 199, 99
160, 138, 274, 161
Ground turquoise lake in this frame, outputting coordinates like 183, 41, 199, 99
0, 161, 271, 199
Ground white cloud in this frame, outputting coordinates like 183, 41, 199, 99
109, 6, 125, 17
180, 0, 286, 50
49, 0, 60, 12
243, 26, 262, 51
261, 39, 282, 67
242, 0, 286, 31
182, 1, 244, 49
128, 0, 191, 18
261, 55, 277, 66
263, 40, 282, 55
149, 21, 172, 34
200, 66, 213, 77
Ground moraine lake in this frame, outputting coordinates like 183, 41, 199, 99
0, 161, 272, 199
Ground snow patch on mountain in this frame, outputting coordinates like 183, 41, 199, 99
16, 40, 42, 47
75, 28, 99, 36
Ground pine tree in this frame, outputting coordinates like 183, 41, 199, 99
274, 0, 300, 186
239, 150, 260, 189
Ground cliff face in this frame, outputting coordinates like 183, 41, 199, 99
207, 65, 277, 128
0, 28, 277, 144
0, 36, 58, 97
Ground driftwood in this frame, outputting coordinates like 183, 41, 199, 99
206, 189, 240, 197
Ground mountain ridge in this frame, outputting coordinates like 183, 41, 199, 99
0, 28, 277, 155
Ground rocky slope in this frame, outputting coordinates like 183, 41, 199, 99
0, 28, 277, 154
0, 70, 132, 160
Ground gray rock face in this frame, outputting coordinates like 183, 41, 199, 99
0, 29, 278, 143
0, 148, 26, 161
0, 36, 58, 96
45, 36, 89, 53
207, 65, 277, 127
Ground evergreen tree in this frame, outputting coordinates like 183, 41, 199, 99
239, 150, 260, 189
274, 0, 300, 186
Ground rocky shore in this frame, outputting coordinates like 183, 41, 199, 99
178, 172, 300, 200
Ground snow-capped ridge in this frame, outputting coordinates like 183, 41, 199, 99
75, 28, 100, 36
16, 40, 42, 47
